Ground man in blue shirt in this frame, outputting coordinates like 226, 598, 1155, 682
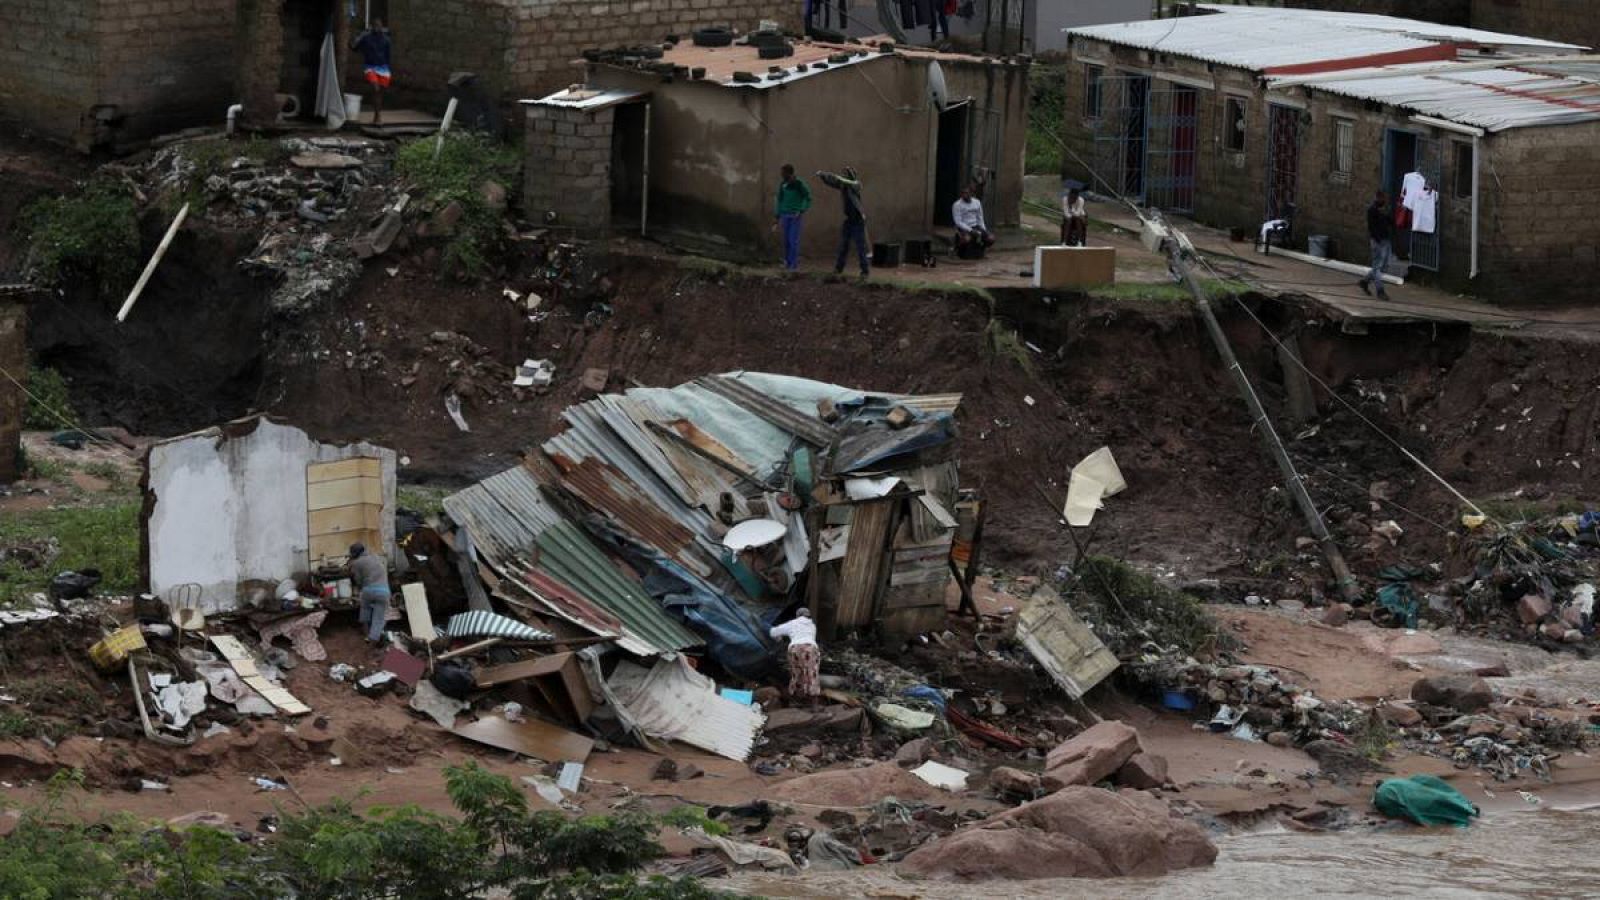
351, 20, 392, 125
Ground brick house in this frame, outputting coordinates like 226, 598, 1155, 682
1060, 5, 1600, 303
521, 39, 1028, 261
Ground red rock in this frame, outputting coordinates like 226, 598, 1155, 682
1541, 622, 1568, 641
1467, 719, 1502, 738
1472, 663, 1510, 678
899, 787, 1217, 880
1519, 594, 1553, 624
894, 736, 937, 766
1045, 722, 1141, 788
1379, 702, 1423, 728
989, 766, 1042, 798
1265, 732, 1293, 748
1321, 604, 1351, 627
1562, 606, 1586, 628
1411, 675, 1494, 713
1115, 752, 1170, 790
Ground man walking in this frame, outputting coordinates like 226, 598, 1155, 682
772, 164, 812, 271
348, 542, 391, 645
769, 607, 821, 708
1359, 190, 1392, 300
817, 166, 869, 278
351, 19, 392, 125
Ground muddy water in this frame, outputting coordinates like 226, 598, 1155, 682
729, 807, 1600, 898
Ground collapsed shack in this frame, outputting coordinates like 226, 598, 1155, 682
439, 372, 987, 753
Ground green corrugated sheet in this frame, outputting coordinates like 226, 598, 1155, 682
535, 521, 700, 653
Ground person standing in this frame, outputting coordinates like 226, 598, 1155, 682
952, 183, 994, 257
1360, 190, 1393, 300
772, 164, 811, 271
1061, 186, 1087, 246
348, 542, 391, 644
923, 0, 950, 42
351, 20, 392, 125
769, 608, 821, 707
817, 166, 869, 278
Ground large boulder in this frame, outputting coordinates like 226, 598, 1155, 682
1045, 721, 1141, 788
1411, 674, 1494, 713
899, 786, 1217, 880
1114, 751, 1170, 790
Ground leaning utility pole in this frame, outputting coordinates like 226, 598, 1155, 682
1166, 240, 1363, 605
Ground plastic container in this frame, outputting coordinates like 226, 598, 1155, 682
343, 93, 362, 120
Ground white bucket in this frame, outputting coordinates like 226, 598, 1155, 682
343, 92, 362, 120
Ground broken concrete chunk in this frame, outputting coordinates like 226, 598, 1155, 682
1321, 603, 1352, 627
1044, 721, 1141, 788
885, 405, 914, 429
1518, 594, 1553, 624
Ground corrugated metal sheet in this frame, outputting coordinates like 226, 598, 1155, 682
606, 656, 766, 761
695, 375, 838, 448
534, 452, 699, 566
1070, 5, 1578, 74
534, 521, 701, 653
523, 87, 646, 110
611, 396, 748, 518
441, 465, 560, 564
1282, 63, 1600, 131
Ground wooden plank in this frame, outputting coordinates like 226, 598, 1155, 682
452, 715, 593, 763
835, 499, 896, 629
307, 477, 384, 509
213, 635, 312, 715
308, 505, 378, 535
475, 654, 571, 687
310, 529, 381, 564
307, 457, 383, 483
402, 583, 437, 640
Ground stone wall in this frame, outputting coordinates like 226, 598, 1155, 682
1472, 0, 1600, 49
1473, 122, 1600, 302
524, 102, 619, 232
0, 292, 27, 484
0, 0, 103, 148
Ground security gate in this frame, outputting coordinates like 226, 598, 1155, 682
1265, 104, 1303, 223
1091, 76, 1200, 212
1410, 136, 1443, 271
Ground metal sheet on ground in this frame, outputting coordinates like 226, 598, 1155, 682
401, 583, 436, 640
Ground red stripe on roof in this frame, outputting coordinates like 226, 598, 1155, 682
1264, 43, 1460, 76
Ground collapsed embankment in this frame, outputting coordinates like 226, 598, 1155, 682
16, 231, 1600, 588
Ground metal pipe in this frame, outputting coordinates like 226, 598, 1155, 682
226, 103, 243, 136
640, 103, 651, 237
1470, 133, 1480, 279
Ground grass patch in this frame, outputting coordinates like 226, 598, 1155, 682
396, 132, 521, 276
0, 500, 140, 603
22, 451, 68, 481
19, 180, 140, 293
1063, 556, 1231, 658
983, 318, 1037, 377
397, 484, 449, 519
22, 366, 77, 431
1088, 278, 1248, 303
1026, 64, 1066, 176
79, 461, 128, 489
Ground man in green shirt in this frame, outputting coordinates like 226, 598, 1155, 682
772, 163, 812, 271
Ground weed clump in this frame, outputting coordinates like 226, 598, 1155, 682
22, 365, 76, 431
1061, 555, 1230, 658
20, 180, 140, 293
0, 500, 139, 603
395, 132, 521, 276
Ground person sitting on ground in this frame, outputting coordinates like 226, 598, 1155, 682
348, 542, 391, 645
351, 19, 392, 125
769, 608, 821, 708
1061, 186, 1087, 247
952, 184, 994, 258
817, 166, 869, 279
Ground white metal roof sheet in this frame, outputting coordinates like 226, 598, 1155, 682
1283, 62, 1600, 131
524, 88, 646, 109
1069, 5, 1580, 73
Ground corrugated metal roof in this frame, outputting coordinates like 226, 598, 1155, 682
1069, 6, 1580, 74
1280, 62, 1600, 131
607, 656, 766, 761
534, 521, 701, 653
695, 375, 839, 447
523, 87, 647, 110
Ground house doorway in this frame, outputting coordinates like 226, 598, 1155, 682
1384, 128, 1442, 270
1150, 83, 1196, 211
934, 100, 970, 227
280, 0, 336, 118
1265, 104, 1301, 224
609, 102, 650, 233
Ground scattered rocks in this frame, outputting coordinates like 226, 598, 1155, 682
1540, 622, 1568, 641
1518, 594, 1553, 624
1379, 702, 1423, 728
893, 737, 937, 766
1410, 674, 1494, 713
899, 787, 1217, 880
1113, 752, 1170, 790
989, 766, 1043, 799
1044, 722, 1141, 788
1266, 731, 1293, 747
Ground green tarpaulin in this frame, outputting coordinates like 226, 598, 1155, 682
1374, 775, 1479, 827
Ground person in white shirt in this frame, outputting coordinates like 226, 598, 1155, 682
1061, 187, 1087, 246
952, 184, 994, 258
769, 607, 821, 706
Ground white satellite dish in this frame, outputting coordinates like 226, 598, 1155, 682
723, 518, 787, 551
928, 60, 948, 112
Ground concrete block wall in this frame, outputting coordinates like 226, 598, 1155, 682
96, 0, 238, 147
1474, 122, 1600, 302
524, 103, 617, 231
0, 0, 102, 148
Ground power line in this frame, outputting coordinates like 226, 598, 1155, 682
0, 361, 134, 457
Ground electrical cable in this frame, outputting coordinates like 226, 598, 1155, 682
0, 361, 134, 457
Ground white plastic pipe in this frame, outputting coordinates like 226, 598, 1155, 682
433, 98, 459, 160
226, 103, 243, 136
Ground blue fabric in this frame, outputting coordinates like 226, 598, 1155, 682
621, 546, 779, 679
901, 685, 947, 712
836, 219, 869, 275
780, 213, 803, 270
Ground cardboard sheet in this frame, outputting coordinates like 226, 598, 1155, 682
451, 714, 593, 763
402, 583, 436, 641
1063, 446, 1127, 527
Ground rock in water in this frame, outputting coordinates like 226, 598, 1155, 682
1044, 721, 1141, 788
900, 787, 1216, 880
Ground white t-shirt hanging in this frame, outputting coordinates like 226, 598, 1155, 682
1412, 188, 1438, 234
1401, 171, 1427, 211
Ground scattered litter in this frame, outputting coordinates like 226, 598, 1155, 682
500, 702, 525, 723
328, 663, 357, 682
557, 761, 584, 793
1063, 446, 1126, 527
910, 760, 968, 791
874, 703, 936, 731
512, 359, 555, 388
409, 680, 468, 728
522, 775, 570, 807
140, 779, 170, 792
1518, 790, 1542, 805
1023, 395, 1035, 406
253, 777, 289, 792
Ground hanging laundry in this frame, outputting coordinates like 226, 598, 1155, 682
1411, 188, 1438, 234
1400, 171, 1426, 211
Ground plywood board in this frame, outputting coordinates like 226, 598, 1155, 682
1016, 597, 1119, 699
306, 457, 383, 482
212, 634, 312, 715
451, 715, 593, 763
834, 499, 896, 629
306, 477, 385, 509
401, 583, 436, 640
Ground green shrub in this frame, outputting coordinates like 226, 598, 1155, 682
395, 132, 521, 276
1062, 556, 1230, 658
20, 181, 140, 293
1026, 64, 1067, 176
22, 365, 76, 431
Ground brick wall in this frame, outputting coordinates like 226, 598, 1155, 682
1474, 122, 1600, 303
1472, 0, 1600, 49
0, 294, 26, 484
97, 0, 239, 148
524, 102, 617, 231
0, 0, 101, 148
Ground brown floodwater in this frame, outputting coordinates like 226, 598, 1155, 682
727, 804, 1600, 899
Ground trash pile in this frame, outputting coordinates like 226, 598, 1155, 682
1129, 657, 1360, 748
1455, 514, 1600, 643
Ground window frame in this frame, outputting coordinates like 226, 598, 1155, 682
1452, 139, 1475, 200
1083, 63, 1104, 120
1330, 117, 1355, 178
1222, 95, 1248, 153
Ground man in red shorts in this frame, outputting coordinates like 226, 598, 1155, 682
351, 19, 392, 125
